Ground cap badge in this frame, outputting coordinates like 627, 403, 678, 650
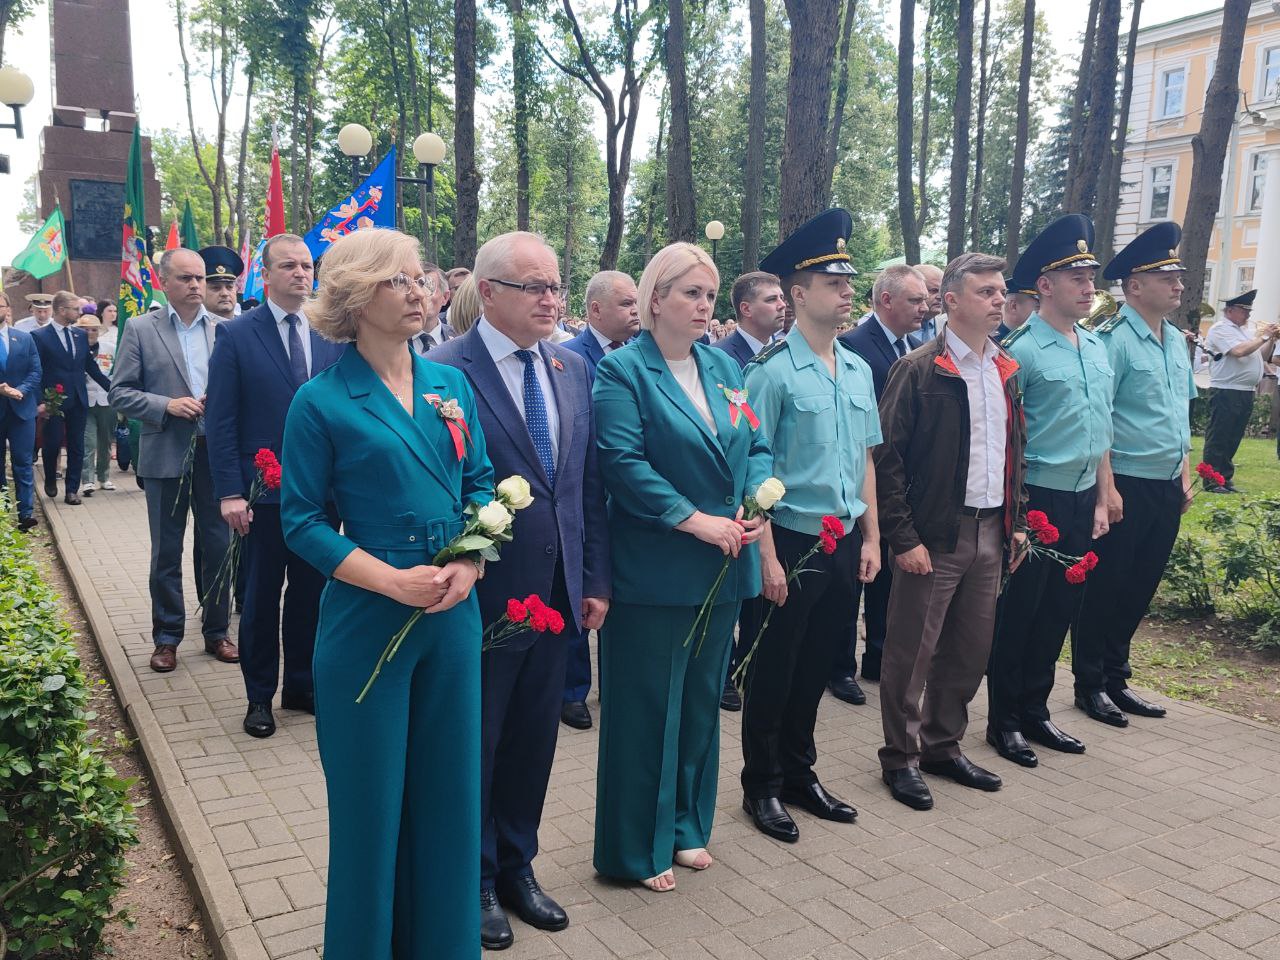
835, 237, 846, 254
215, 265, 228, 275
1168, 249, 1176, 257
1076, 239, 1088, 253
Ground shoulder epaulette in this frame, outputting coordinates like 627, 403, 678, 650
748, 339, 788, 365
1094, 313, 1125, 335
1000, 324, 1031, 349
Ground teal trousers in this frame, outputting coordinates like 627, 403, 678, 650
314, 579, 481, 960
594, 600, 737, 880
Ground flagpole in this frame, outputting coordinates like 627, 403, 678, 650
52, 186, 75, 295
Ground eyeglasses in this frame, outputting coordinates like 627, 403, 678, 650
488, 278, 566, 299
386, 273, 434, 294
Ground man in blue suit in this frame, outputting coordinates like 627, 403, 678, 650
0, 292, 43, 531
832, 265, 928, 702
907, 263, 945, 348
716, 271, 786, 371
205, 234, 346, 739
563, 269, 639, 382
432, 232, 610, 951
33, 291, 112, 504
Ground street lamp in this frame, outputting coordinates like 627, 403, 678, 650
705, 220, 725, 261
0, 67, 34, 149
396, 132, 448, 262
337, 122, 373, 190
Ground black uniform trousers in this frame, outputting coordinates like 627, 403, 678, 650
988, 484, 1096, 732
740, 523, 861, 800
238, 503, 329, 703
1072, 474, 1182, 695
1202, 387, 1255, 487
481, 562, 570, 890
831, 540, 891, 681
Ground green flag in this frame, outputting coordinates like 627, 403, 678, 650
12, 207, 67, 280
181, 198, 200, 250
119, 125, 159, 331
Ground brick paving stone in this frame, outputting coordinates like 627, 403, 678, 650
39, 479, 1280, 959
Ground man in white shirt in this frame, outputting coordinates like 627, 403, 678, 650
14, 293, 53, 332
563, 270, 639, 381
1202, 290, 1278, 492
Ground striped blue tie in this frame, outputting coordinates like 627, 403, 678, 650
515, 349, 555, 486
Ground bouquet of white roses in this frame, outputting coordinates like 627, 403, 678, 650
357, 475, 535, 703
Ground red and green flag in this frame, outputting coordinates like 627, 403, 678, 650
118, 125, 159, 329
12, 206, 67, 280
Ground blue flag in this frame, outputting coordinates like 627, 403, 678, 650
242, 238, 267, 302
304, 147, 398, 261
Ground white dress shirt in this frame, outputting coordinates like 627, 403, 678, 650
874, 316, 909, 358
589, 324, 626, 354
410, 322, 448, 357
735, 327, 766, 356
945, 326, 1006, 508
267, 299, 313, 375
476, 317, 561, 460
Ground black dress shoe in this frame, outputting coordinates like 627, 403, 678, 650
742, 796, 799, 842
243, 701, 276, 738
883, 767, 933, 810
17, 516, 38, 532
1107, 686, 1166, 718
720, 675, 742, 712
828, 675, 866, 705
1021, 719, 1086, 753
63, 494, 81, 505
560, 700, 592, 730
1075, 691, 1129, 727
44, 483, 57, 497
781, 781, 857, 822
281, 690, 315, 714
480, 888, 513, 950
920, 754, 1002, 791
986, 729, 1038, 768
496, 873, 568, 932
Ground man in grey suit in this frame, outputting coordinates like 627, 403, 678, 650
109, 248, 238, 674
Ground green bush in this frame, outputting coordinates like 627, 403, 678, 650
1160, 536, 1216, 616
1189, 389, 1273, 439
0, 504, 137, 957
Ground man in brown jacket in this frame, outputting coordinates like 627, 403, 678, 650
874, 252, 1029, 811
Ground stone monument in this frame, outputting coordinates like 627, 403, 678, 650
9, 0, 162, 304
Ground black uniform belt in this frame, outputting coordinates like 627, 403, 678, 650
959, 505, 1003, 519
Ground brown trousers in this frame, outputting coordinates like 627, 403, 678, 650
879, 514, 1003, 771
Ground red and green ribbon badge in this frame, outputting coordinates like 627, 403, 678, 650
719, 384, 760, 429
423, 392, 473, 461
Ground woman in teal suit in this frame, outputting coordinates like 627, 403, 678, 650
281, 228, 494, 959
593, 242, 772, 891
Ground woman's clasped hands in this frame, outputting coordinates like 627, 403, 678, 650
677, 506, 766, 557
389, 561, 481, 613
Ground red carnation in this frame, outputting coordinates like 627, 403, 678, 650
506, 598, 528, 623
54, 383, 65, 395
254, 448, 279, 472
530, 609, 551, 632
263, 465, 282, 491
1212, 470, 1226, 487
819, 531, 838, 555
546, 610, 565, 635
821, 515, 844, 538
1195, 462, 1214, 479
524, 594, 547, 614
1064, 563, 1087, 585
1082, 551, 1099, 571
1037, 524, 1060, 546
1026, 510, 1048, 532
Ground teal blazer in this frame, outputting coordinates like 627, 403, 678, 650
593, 330, 772, 606
281, 347, 495, 577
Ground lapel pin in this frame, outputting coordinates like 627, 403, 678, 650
551, 357, 564, 371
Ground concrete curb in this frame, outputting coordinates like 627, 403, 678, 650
38, 487, 268, 960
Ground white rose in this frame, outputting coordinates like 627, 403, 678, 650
755, 477, 786, 511
476, 501, 513, 535
497, 475, 534, 510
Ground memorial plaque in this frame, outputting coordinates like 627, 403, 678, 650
69, 178, 124, 261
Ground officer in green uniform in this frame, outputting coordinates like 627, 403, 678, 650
1073, 221, 1193, 727
739, 208, 882, 843
987, 215, 1114, 769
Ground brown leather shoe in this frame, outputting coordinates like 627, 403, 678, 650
204, 638, 240, 663
150, 643, 178, 672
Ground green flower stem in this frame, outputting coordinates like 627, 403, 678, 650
732, 542, 822, 696
687, 557, 732, 654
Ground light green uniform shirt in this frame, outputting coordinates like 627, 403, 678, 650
1098, 304, 1194, 481
744, 328, 881, 536
1005, 313, 1114, 492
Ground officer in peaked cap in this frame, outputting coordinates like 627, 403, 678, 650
1074, 221, 1192, 730
1223, 289, 1256, 310
987, 214, 1114, 769
993, 216, 1098, 343
199, 246, 244, 321
996, 266, 1039, 342
739, 208, 882, 842
14, 292, 54, 332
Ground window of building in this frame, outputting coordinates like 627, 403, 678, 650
1249, 152, 1268, 212
1148, 164, 1174, 219
1262, 46, 1280, 101
1159, 67, 1186, 118
1206, 55, 1217, 95
1237, 264, 1255, 295
1204, 264, 1214, 299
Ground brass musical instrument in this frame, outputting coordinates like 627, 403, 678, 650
1078, 290, 1119, 330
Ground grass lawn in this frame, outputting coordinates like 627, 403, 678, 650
1181, 434, 1280, 535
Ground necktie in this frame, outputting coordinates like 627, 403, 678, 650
285, 314, 308, 386
894, 338, 906, 359
515, 349, 555, 486
608, 340, 624, 351
418, 332, 433, 354
63, 326, 75, 358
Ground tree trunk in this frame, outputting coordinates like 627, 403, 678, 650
740, 0, 767, 269
175, 0, 222, 239
454, 0, 481, 266
1064, 0, 1121, 216
378, 5, 408, 231
946, 0, 974, 260
1094, 0, 1142, 266
289, 80, 302, 232
563, 145, 575, 290
401, 0, 426, 237
823, 0, 859, 202
1063, 0, 1101, 205
510, 0, 533, 230
779, 0, 840, 237
917, 0, 934, 236
1004, 0, 1035, 263
664, 0, 697, 242
645, 89, 669, 265
233, 69, 256, 249
969, 0, 991, 250
896, 0, 919, 264
1180, 0, 1252, 326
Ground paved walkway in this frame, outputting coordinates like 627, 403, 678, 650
40, 468, 1280, 960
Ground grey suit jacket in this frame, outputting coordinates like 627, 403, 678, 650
108, 310, 216, 479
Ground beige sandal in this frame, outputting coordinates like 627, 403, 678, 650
674, 848, 713, 870
642, 869, 676, 892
